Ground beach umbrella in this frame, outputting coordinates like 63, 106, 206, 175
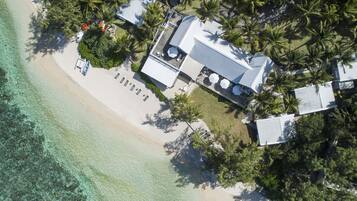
232, 85, 242, 96
220, 79, 230, 89
209, 73, 219, 84
167, 47, 179, 58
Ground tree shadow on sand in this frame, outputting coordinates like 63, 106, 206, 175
142, 102, 179, 133
25, 13, 70, 61
164, 129, 267, 200
233, 189, 267, 201
164, 128, 219, 189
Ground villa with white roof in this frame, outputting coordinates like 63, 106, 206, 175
334, 54, 357, 90
116, 0, 155, 26
140, 15, 274, 106
294, 82, 337, 115
256, 114, 295, 146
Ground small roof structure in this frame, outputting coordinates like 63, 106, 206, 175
179, 56, 204, 80
294, 82, 337, 115
336, 61, 357, 82
141, 56, 179, 87
256, 114, 295, 146
116, 0, 155, 26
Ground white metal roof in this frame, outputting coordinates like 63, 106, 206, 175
239, 54, 274, 93
294, 82, 337, 115
141, 56, 179, 87
169, 16, 200, 53
256, 114, 295, 146
336, 61, 357, 82
116, 0, 155, 25
168, 16, 272, 92
180, 56, 204, 80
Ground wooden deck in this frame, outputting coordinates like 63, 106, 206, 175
196, 72, 249, 108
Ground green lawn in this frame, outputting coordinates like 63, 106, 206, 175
190, 87, 251, 144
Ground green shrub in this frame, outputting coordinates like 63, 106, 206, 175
78, 28, 124, 68
131, 62, 141, 72
139, 73, 167, 102
78, 41, 101, 67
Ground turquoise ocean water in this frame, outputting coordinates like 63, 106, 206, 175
0, 1, 198, 200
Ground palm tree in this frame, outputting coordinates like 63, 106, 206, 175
181, 0, 194, 8
222, 0, 240, 17
308, 65, 332, 85
247, 90, 283, 119
266, 70, 295, 94
222, 0, 266, 16
295, 0, 322, 26
284, 95, 299, 114
279, 48, 307, 71
220, 16, 243, 45
97, 4, 116, 24
322, 4, 340, 24
171, 94, 202, 123
104, 0, 128, 9
220, 16, 238, 33
79, 0, 103, 18
237, 15, 261, 53
143, 2, 165, 29
113, 32, 133, 59
341, 0, 357, 22
306, 20, 336, 50
306, 44, 324, 69
198, 0, 220, 21
247, 0, 267, 15
262, 24, 288, 57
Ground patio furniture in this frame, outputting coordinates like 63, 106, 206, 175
232, 85, 242, 96
76, 31, 84, 42
220, 79, 230, 89
167, 47, 179, 58
209, 73, 219, 84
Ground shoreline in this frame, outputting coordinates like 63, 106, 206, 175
5, 1, 263, 200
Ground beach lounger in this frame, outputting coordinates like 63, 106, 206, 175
120, 77, 125, 83
114, 72, 120, 79
76, 59, 86, 69
124, 80, 129, 86
130, 85, 135, 91
136, 89, 142, 95
81, 61, 90, 76
144, 95, 149, 101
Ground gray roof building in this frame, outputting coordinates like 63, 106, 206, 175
336, 61, 357, 82
256, 114, 295, 146
116, 0, 155, 26
294, 82, 337, 115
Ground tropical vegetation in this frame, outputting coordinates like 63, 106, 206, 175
189, 0, 357, 200
171, 93, 202, 123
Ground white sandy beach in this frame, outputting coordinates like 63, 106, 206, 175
5, 0, 266, 200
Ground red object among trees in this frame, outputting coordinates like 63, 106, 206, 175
81, 23, 89, 31
98, 21, 104, 28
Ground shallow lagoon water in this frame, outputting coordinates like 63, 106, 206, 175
1, 1, 198, 200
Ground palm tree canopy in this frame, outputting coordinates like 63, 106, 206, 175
198, 0, 220, 21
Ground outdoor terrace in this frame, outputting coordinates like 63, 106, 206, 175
196, 69, 250, 107
151, 23, 186, 69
